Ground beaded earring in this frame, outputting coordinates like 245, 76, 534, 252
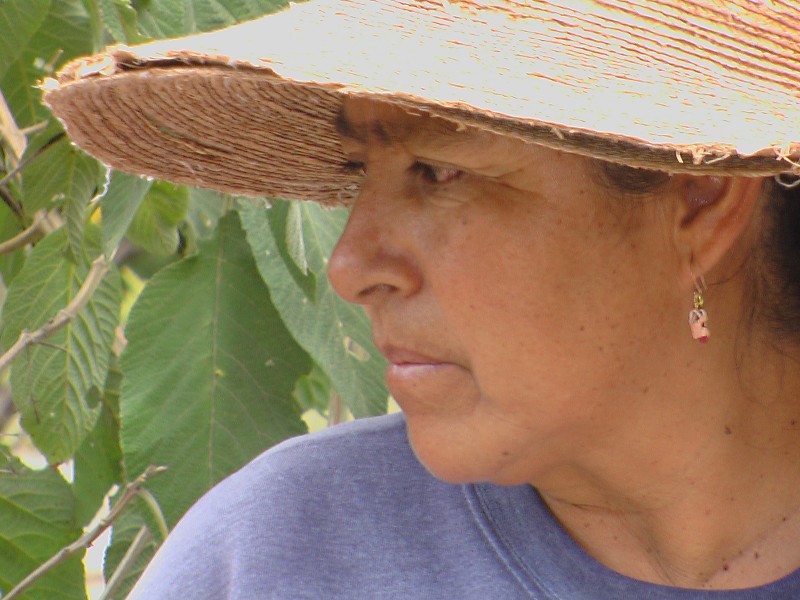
688, 274, 709, 344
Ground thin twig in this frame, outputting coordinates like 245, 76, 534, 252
99, 526, 153, 600
4, 466, 167, 600
0, 132, 66, 190
20, 122, 48, 137
136, 487, 170, 541
0, 254, 111, 373
0, 210, 49, 256
0, 185, 24, 222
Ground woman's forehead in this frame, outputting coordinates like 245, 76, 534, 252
336, 98, 472, 149
335, 97, 547, 176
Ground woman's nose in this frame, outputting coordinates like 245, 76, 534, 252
328, 181, 422, 306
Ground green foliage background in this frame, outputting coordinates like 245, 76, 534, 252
0, 1, 388, 597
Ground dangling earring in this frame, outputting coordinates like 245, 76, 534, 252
688, 273, 709, 344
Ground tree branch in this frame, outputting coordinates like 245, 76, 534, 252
4, 465, 167, 600
0, 253, 111, 373
100, 526, 153, 600
0, 132, 66, 190
0, 185, 24, 223
0, 210, 55, 256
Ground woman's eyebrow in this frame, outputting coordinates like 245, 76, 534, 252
334, 108, 393, 144
334, 105, 477, 155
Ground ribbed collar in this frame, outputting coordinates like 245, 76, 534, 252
465, 482, 800, 599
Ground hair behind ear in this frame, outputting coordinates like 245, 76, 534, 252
756, 180, 800, 344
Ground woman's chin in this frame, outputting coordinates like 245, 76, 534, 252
403, 417, 529, 486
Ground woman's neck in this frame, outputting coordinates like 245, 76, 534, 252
536, 341, 800, 589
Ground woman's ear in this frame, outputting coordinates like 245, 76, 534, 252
672, 175, 764, 277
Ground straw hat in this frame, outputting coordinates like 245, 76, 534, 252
44, 0, 800, 205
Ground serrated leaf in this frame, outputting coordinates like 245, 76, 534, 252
126, 181, 189, 256
101, 170, 153, 258
64, 190, 92, 265
133, 0, 292, 38
0, 0, 91, 128
0, 455, 86, 600
120, 212, 309, 525
22, 136, 103, 217
73, 357, 123, 524
1, 228, 122, 463
239, 199, 388, 418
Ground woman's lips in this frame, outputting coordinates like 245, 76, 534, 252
380, 345, 463, 397
380, 345, 444, 367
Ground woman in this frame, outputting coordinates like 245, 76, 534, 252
46, 0, 800, 597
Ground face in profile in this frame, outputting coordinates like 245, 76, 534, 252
328, 96, 682, 486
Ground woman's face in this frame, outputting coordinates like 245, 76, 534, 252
328, 98, 682, 486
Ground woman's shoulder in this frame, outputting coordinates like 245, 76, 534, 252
193, 412, 419, 513
129, 413, 476, 598
252, 411, 411, 468
229, 412, 415, 490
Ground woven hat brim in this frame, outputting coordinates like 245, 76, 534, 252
44, 0, 800, 204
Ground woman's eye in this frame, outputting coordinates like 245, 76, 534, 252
342, 160, 366, 175
412, 161, 463, 184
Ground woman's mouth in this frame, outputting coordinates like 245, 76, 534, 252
380, 345, 464, 399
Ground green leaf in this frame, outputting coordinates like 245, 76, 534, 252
133, 0, 291, 38
187, 188, 230, 241
0, 0, 92, 128
98, 0, 144, 44
126, 181, 189, 256
1, 228, 122, 463
120, 212, 309, 525
239, 199, 389, 418
0, 204, 25, 285
0, 455, 86, 600
293, 362, 333, 414
22, 136, 103, 217
73, 357, 123, 525
79, 0, 103, 52
0, 0, 51, 82
20, 131, 103, 264
64, 181, 99, 265
180, 188, 231, 257
286, 200, 309, 275
101, 170, 153, 258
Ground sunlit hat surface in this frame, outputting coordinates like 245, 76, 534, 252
44, 0, 800, 204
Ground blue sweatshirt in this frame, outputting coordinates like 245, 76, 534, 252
129, 413, 800, 599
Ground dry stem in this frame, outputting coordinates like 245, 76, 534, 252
0, 253, 111, 373
0, 210, 59, 256
4, 465, 167, 600
100, 526, 153, 600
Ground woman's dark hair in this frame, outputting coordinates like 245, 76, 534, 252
592, 159, 800, 345
760, 177, 800, 341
